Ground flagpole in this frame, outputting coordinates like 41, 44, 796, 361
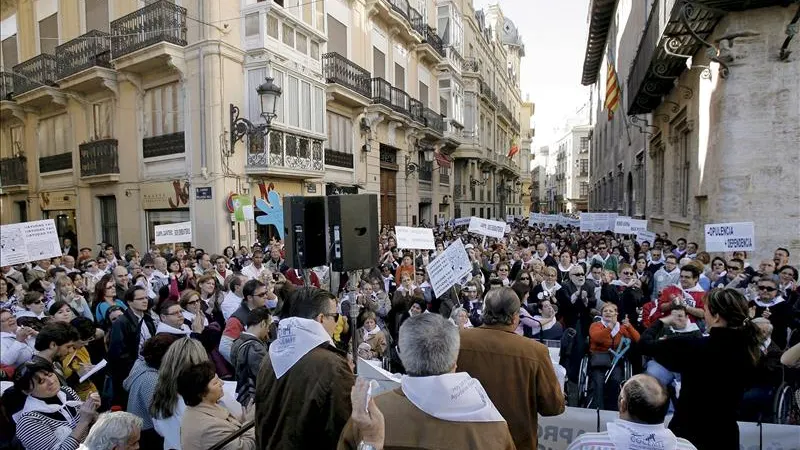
608, 49, 632, 146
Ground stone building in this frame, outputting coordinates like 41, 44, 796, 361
583, 0, 799, 259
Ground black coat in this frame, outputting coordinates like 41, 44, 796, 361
639, 321, 757, 450
750, 299, 792, 349
558, 281, 596, 333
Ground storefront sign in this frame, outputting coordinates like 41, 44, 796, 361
195, 187, 212, 200
395, 226, 435, 250
704, 221, 755, 252
0, 219, 63, 266
141, 180, 190, 210
154, 221, 193, 244
39, 190, 77, 211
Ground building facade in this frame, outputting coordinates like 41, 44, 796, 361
582, 0, 799, 259
550, 124, 590, 213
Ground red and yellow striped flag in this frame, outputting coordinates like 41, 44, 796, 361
605, 59, 621, 120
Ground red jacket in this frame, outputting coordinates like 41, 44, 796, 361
284, 268, 320, 288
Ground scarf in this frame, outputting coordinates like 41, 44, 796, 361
156, 321, 191, 336
269, 317, 334, 379
12, 389, 82, 425
753, 296, 785, 308
601, 319, 621, 337
401, 372, 505, 422
541, 281, 561, 295
670, 322, 699, 334
558, 263, 574, 273
606, 419, 680, 450
363, 324, 382, 339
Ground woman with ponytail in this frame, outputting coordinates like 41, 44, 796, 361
639, 288, 760, 449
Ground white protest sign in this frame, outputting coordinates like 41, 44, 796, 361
426, 239, 472, 297
614, 216, 633, 234
629, 219, 648, 234
468, 217, 506, 239
636, 230, 657, 245
394, 226, 435, 250
506, 215, 514, 223
704, 222, 755, 252
453, 217, 471, 227
579, 213, 593, 231
154, 221, 193, 244
529, 213, 543, 227
0, 219, 63, 266
604, 213, 619, 232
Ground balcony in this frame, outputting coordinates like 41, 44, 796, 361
498, 101, 512, 125
390, 86, 411, 116
369, 0, 423, 45
12, 54, 58, 96
422, 107, 444, 135
419, 162, 433, 182
324, 149, 354, 169
418, 25, 445, 63
439, 172, 450, 185
39, 153, 73, 173
409, 98, 424, 125
56, 30, 116, 93
478, 80, 497, 108
143, 131, 185, 159
1, 72, 14, 100
370, 77, 392, 108
323, 52, 371, 106
0, 157, 28, 192
80, 139, 120, 183
246, 129, 324, 177
110, 0, 188, 74
463, 57, 479, 73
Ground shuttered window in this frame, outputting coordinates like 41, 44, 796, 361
143, 83, 184, 138
326, 111, 351, 153
85, 0, 109, 32
38, 114, 71, 157
2, 35, 18, 68
92, 100, 114, 139
39, 14, 58, 54
327, 15, 347, 57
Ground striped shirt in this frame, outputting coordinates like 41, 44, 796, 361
567, 431, 697, 450
15, 387, 82, 450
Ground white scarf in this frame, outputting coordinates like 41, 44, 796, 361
670, 322, 699, 334
12, 389, 82, 425
182, 310, 209, 328
558, 263, 574, 273
601, 319, 621, 337
269, 317, 334, 379
401, 372, 505, 423
610, 279, 636, 288
156, 321, 191, 335
541, 281, 562, 294
754, 296, 785, 308
606, 419, 680, 450
533, 315, 556, 331
363, 324, 382, 339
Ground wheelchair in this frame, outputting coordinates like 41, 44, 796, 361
773, 330, 800, 424
578, 340, 633, 409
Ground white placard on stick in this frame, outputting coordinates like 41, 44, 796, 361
636, 230, 657, 245
468, 217, 506, 239
154, 221, 193, 244
394, 226, 435, 250
426, 239, 472, 297
0, 219, 63, 266
614, 216, 633, 234
629, 219, 648, 234
704, 222, 755, 252
453, 217, 471, 227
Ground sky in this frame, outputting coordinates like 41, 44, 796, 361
474, 0, 592, 147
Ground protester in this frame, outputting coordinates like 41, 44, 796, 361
220, 279, 266, 362
456, 287, 565, 450
107, 286, 155, 408
339, 314, 515, 449
588, 303, 640, 410
230, 306, 271, 406
79, 411, 142, 450
1, 307, 36, 367
255, 287, 354, 450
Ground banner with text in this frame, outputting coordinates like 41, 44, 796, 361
704, 222, 755, 252
468, 217, 507, 239
154, 221, 193, 244
453, 217, 471, 227
614, 216, 633, 234
0, 219, 63, 266
630, 219, 648, 234
426, 239, 472, 297
636, 230, 657, 245
395, 226, 436, 250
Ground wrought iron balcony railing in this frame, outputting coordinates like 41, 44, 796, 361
409, 98, 424, 125
423, 107, 444, 134
56, 30, 112, 79
80, 139, 119, 177
322, 52, 371, 98
371, 77, 392, 108
12, 54, 58, 95
390, 86, 410, 116
324, 149, 354, 169
463, 57, 478, 72
409, 8, 425, 37
0, 157, 28, 186
247, 129, 324, 172
39, 153, 73, 173
439, 172, 450, 184
110, 0, 188, 59
423, 26, 445, 57
419, 161, 433, 182
387, 0, 411, 21
143, 131, 185, 159
1, 72, 15, 100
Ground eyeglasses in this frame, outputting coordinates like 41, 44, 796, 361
164, 310, 184, 317
572, 272, 585, 276
323, 312, 340, 322
758, 286, 777, 292
186, 299, 199, 305
621, 271, 633, 276
727, 266, 742, 271
144, 265, 154, 269
253, 291, 268, 298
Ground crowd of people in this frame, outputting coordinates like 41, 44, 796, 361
0, 222, 799, 450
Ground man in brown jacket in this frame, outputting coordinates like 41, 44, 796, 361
457, 287, 565, 450
338, 313, 516, 450
255, 287, 355, 450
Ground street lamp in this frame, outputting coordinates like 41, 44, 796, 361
229, 76, 283, 155
470, 169, 490, 186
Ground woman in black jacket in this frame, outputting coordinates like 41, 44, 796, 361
638, 288, 761, 450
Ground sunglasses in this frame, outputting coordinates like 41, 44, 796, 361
727, 266, 742, 270
520, 277, 530, 281
572, 272, 585, 276
757, 286, 777, 292
621, 271, 633, 276
144, 265, 154, 269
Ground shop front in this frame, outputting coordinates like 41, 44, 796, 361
140, 181, 191, 250
40, 190, 78, 248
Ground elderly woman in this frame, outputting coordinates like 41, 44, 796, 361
357, 311, 387, 361
178, 361, 255, 450
449, 307, 472, 329
11, 359, 100, 450
16, 292, 47, 321
588, 303, 640, 410
81, 411, 143, 450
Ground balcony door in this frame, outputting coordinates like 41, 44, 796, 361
380, 169, 396, 227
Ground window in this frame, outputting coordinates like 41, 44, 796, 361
471, 207, 476, 217
143, 83, 183, 138
464, 93, 476, 133
313, 86, 324, 133
15, 201, 27, 223
394, 63, 405, 90
248, 67, 267, 122
37, 114, 71, 157
286, 75, 299, 127
580, 159, 588, 176
267, 15, 279, 39
92, 101, 113, 140
373, 48, 386, 79
273, 0, 284, 7
677, 127, 691, 217
146, 210, 190, 248
327, 15, 347, 57
326, 111, 352, 153
580, 182, 589, 197
580, 136, 589, 152
98, 196, 118, 251
653, 138, 664, 215
296, 32, 307, 55
39, 14, 58, 55
418, 82, 428, 106
302, 0, 313, 27
315, 0, 325, 33
245, 13, 260, 37
85, 0, 109, 32
282, 24, 294, 47
1, 35, 18, 68
310, 41, 320, 60
300, 81, 311, 129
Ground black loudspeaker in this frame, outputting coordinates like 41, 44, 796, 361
327, 194, 379, 271
283, 196, 327, 268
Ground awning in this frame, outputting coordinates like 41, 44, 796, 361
435, 152, 451, 168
